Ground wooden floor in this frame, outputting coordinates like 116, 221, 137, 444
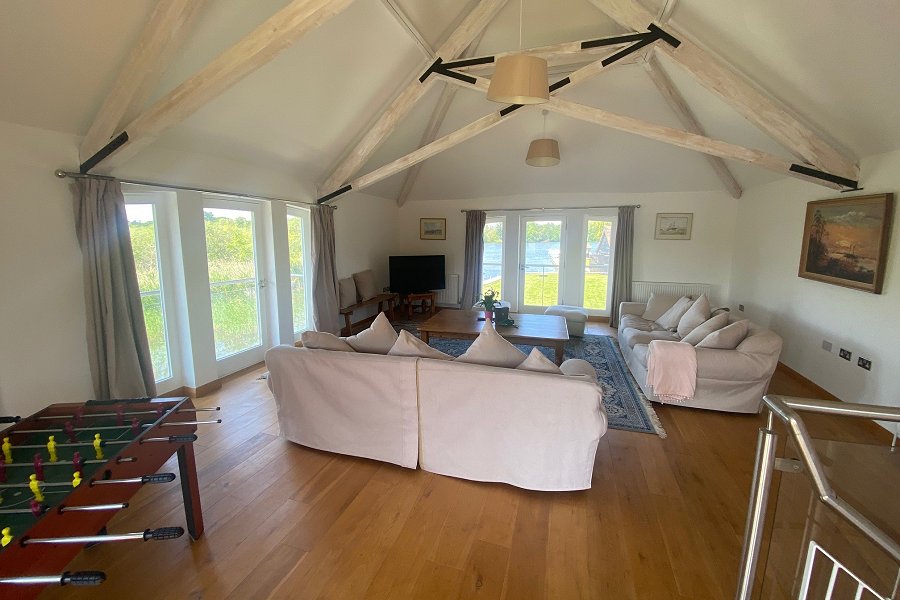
45, 322, 890, 600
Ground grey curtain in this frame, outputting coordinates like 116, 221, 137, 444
311, 206, 341, 333
460, 210, 487, 308
73, 178, 157, 399
609, 205, 635, 328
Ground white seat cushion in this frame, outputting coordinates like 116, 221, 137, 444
343, 312, 398, 354
300, 330, 356, 352
619, 327, 680, 350
516, 347, 563, 374
388, 329, 453, 360
456, 322, 527, 368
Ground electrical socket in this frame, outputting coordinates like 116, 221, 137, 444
839, 348, 852, 360
738, 304, 745, 312
822, 340, 833, 352
858, 357, 872, 370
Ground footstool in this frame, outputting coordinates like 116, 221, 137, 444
544, 305, 588, 337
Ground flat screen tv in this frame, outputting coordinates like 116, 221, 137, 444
389, 255, 445, 294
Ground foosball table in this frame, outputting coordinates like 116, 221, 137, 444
0, 397, 219, 598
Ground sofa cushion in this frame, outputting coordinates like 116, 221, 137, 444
631, 343, 650, 368
388, 329, 453, 360
620, 327, 680, 350
338, 277, 357, 309
681, 312, 729, 345
456, 322, 527, 368
300, 330, 356, 352
697, 319, 749, 350
559, 358, 597, 383
619, 314, 657, 332
516, 347, 563, 374
352, 269, 378, 301
343, 312, 398, 354
641, 294, 681, 322
676, 294, 710, 337
655, 296, 694, 330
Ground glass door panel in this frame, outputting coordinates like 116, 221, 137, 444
583, 219, 613, 311
204, 207, 262, 359
287, 211, 310, 334
126, 204, 172, 381
482, 219, 504, 299
520, 218, 563, 310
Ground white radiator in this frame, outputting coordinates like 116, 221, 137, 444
434, 274, 460, 307
631, 281, 712, 303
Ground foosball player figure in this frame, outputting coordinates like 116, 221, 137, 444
2, 436, 11, 463
73, 450, 84, 473
29, 473, 44, 503
30, 499, 43, 517
74, 406, 84, 427
33, 453, 44, 480
93, 433, 104, 460
131, 417, 141, 436
116, 404, 125, 426
64, 420, 77, 442
0, 458, 6, 483
1, 527, 12, 547
47, 435, 58, 462
72, 471, 82, 488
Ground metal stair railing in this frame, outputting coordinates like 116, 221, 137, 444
736, 394, 900, 600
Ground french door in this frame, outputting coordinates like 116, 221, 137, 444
511, 212, 616, 316
203, 199, 269, 373
518, 217, 566, 312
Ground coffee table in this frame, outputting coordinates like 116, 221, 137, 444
418, 310, 570, 365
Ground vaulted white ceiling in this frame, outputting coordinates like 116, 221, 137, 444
2, 0, 900, 202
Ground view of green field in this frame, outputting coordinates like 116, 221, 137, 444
481, 272, 608, 309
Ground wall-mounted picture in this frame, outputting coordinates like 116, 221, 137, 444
654, 213, 693, 240
799, 193, 894, 293
420, 217, 446, 240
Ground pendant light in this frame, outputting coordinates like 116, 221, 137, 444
526, 110, 560, 167
486, 0, 549, 105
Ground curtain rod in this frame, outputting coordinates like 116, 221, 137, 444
54, 170, 332, 210
460, 204, 640, 213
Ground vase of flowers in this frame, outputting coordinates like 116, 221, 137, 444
475, 289, 499, 321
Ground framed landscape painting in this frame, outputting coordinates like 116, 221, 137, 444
420, 218, 446, 240
799, 193, 894, 293
654, 213, 693, 240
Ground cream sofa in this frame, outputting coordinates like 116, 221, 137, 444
265, 345, 607, 491
618, 301, 782, 413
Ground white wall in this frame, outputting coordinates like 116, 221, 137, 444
0, 121, 94, 416
730, 149, 900, 430
395, 190, 738, 305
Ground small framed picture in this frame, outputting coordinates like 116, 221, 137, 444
420, 218, 446, 240
655, 213, 693, 240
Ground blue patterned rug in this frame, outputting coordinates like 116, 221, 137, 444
394, 322, 665, 437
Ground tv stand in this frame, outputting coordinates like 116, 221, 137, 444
402, 292, 436, 319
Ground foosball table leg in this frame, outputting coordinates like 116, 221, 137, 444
176, 444, 204, 541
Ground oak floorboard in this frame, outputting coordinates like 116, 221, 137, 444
37, 322, 894, 599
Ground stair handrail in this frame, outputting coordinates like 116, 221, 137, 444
735, 394, 900, 600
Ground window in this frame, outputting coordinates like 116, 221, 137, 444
287, 207, 313, 334
204, 205, 263, 359
520, 218, 563, 308
482, 218, 504, 297
125, 203, 172, 382
583, 219, 613, 310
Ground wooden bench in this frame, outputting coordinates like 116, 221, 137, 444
340, 292, 398, 336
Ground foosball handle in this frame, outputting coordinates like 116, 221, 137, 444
144, 527, 184, 541
169, 434, 198, 443
0, 416, 21, 424
142, 473, 177, 484
61, 571, 107, 586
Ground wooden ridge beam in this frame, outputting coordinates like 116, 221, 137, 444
586, 0, 858, 183
80, 0, 356, 173
319, 0, 508, 196
79, 0, 206, 162
642, 51, 742, 198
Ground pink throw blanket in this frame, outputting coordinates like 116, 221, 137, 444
646, 340, 697, 403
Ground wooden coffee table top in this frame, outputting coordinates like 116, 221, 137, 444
418, 310, 569, 343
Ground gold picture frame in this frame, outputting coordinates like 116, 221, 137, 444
420, 218, 446, 240
798, 193, 894, 293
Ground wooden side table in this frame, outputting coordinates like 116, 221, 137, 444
404, 292, 436, 319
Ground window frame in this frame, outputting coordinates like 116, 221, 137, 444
124, 192, 180, 388
286, 205, 314, 340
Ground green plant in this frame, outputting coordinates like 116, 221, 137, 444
475, 288, 500, 311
